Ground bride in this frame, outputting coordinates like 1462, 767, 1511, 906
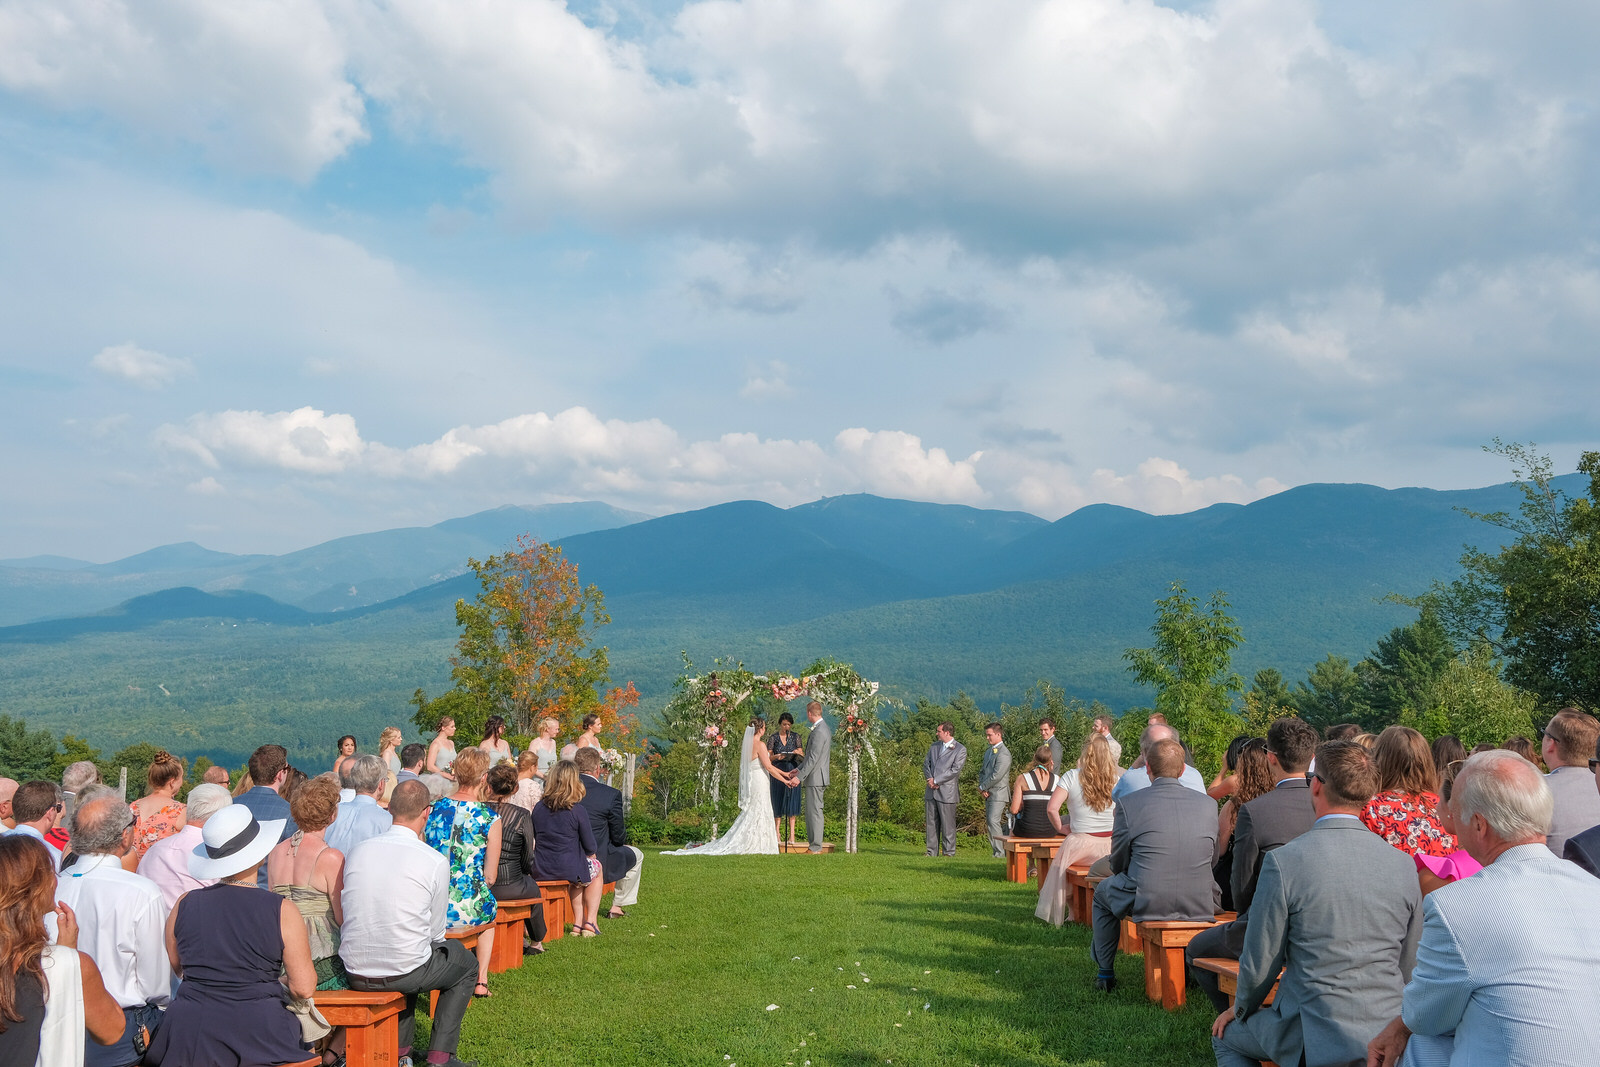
664, 717, 796, 856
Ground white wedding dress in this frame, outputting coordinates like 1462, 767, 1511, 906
663, 728, 781, 856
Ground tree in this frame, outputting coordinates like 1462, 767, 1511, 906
1123, 581, 1244, 772
413, 537, 640, 749
1242, 669, 1297, 735
1421, 442, 1600, 709
1358, 606, 1456, 727
1291, 655, 1369, 731
1400, 641, 1539, 748
0, 715, 59, 781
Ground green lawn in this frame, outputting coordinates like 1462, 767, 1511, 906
445, 843, 1214, 1067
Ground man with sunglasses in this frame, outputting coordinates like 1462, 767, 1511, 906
1561, 738, 1600, 878
1540, 708, 1600, 857
2, 779, 66, 870
1187, 717, 1320, 1013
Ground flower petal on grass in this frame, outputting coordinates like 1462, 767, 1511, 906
766, 1005, 779, 1011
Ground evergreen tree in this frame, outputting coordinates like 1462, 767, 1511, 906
1123, 581, 1244, 772
1358, 605, 1456, 725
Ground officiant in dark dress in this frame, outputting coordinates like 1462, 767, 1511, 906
768, 713, 803, 846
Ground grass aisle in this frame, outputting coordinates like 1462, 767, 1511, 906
452, 843, 1214, 1067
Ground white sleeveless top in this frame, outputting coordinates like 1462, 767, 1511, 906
38, 944, 85, 1067
1056, 769, 1115, 834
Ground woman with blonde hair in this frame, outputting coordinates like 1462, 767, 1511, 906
423, 747, 500, 998
531, 761, 604, 937
376, 726, 403, 803
527, 717, 560, 795
1035, 734, 1119, 925
426, 717, 458, 781
507, 750, 541, 811
1361, 725, 1456, 857
127, 750, 187, 869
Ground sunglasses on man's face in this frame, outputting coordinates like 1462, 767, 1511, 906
1590, 758, 1600, 772
1304, 770, 1324, 784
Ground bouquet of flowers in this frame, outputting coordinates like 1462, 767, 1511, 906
599, 747, 626, 772
769, 674, 808, 702
699, 724, 729, 749
840, 704, 869, 735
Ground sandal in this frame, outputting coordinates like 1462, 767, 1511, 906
578, 922, 601, 937
473, 983, 492, 998
607, 908, 627, 919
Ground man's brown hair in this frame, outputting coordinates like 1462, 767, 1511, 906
1267, 717, 1319, 774
247, 744, 288, 787
1544, 709, 1600, 766
1145, 738, 1186, 779
573, 747, 605, 776
1315, 741, 1379, 808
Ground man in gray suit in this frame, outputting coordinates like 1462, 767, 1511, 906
1040, 719, 1064, 782
1187, 717, 1320, 1012
795, 701, 832, 852
1210, 741, 1422, 1067
1368, 750, 1600, 1067
978, 723, 1013, 857
1540, 707, 1600, 856
1091, 738, 1218, 992
924, 722, 967, 857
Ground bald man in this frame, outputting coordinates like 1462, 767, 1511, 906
0, 777, 18, 829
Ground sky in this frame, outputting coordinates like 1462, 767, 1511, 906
2, 0, 1598, 561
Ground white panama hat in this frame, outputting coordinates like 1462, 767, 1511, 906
188, 803, 285, 880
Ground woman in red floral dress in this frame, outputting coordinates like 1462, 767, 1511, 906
1361, 725, 1457, 857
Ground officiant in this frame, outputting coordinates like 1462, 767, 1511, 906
768, 712, 803, 846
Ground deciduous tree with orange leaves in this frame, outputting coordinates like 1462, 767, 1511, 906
412, 536, 640, 751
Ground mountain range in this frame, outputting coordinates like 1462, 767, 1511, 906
0, 477, 1565, 769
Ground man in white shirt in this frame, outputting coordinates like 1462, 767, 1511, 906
341, 779, 477, 1067
1110, 723, 1207, 802
326, 755, 393, 857
55, 786, 170, 1067
3, 780, 65, 870
136, 783, 231, 909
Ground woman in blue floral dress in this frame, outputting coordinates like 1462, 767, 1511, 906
424, 747, 502, 998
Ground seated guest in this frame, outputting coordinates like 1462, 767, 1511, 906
1188, 718, 1318, 1012
1414, 775, 1482, 896
1368, 750, 1600, 1067
0, 776, 18, 829
1361, 726, 1456, 857
55, 788, 171, 1067
1211, 741, 1422, 1067
0, 837, 123, 1064
575, 747, 642, 920
236, 745, 300, 887
1324, 723, 1362, 743
1207, 735, 1252, 801
1110, 723, 1208, 802
282, 766, 309, 801
201, 765, 231, 787
1502, 735, 1540, 767
1008, 744, 1058, 840
397, 743, 427, 785
506, 750, 542, 812
146, 805, 313, 1067
1540, 707, 1600, 855
3, 781, 65, 871
531, 761, 604, 937
127, 751, 187, 870
1090, 738, 1219, 992
1036, 734, 1118, 926
483, 764, 548, 953
424, 748, 500, 999
324, 755, 392, 857
1563, 731, 1600, 878
1354, 732, 1379, 751
341, 780, 477, 1067
267, 777, 348, 990
137, 784, 231, 909
61, 761, 101, 814
1211, 739, 1272, 910
1429, 735, 1466, 791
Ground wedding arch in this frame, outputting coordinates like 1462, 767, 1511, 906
664, 656, 894, 854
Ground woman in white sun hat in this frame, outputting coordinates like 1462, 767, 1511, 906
145, 805, 318, 1067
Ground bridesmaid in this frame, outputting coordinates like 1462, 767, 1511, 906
768, 713, 803, 845
479, 715, 514, 766
426, 717, 458, 781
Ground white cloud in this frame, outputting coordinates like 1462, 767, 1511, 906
89, 343, 193, 389
165, 407, 366, 474
740, 360, 792, 399
0, 0, 364, 178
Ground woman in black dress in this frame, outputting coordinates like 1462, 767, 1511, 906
767, 712, 803, 846
484, 764, 549, 955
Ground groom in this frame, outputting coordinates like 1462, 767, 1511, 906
795, 701, 832, 852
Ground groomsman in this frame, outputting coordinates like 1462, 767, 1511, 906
978, 723, 1013, 857
925, 723, 968, 857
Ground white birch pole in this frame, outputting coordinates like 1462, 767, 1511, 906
846, 749, 860, 854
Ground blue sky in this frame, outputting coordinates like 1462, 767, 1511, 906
2, 0, 1597, 560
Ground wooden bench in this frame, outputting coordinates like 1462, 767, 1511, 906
1064, 864, 1094, 925
313, 990, 406, 1067
998, 836, 1062, 883
1136, 915, 1236, 1010
537, 880, 572, 940
489, 900, 537, 973
1030, 840, 1062, 885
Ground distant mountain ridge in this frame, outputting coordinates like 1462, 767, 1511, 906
0, 476, 1577, 768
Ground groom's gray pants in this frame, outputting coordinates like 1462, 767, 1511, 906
926, 795, 958, 855
985, 793, 1010, 857
804, 782, 825, 849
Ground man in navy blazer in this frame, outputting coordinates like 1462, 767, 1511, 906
1564, 731, 1600, 877
574, 747, 641, 919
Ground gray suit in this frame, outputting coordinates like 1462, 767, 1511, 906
1544, 765, 1600, 856
924, 740, 967, 856
1046, 736, 1064, 779
1090, 776, 1219, 971
795, 717, 831, 851
1188, 778, 1318, 1011
1213, 817, 1422, 1067
978, 741, 1013, 857
1399, 844, 1600, 1067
